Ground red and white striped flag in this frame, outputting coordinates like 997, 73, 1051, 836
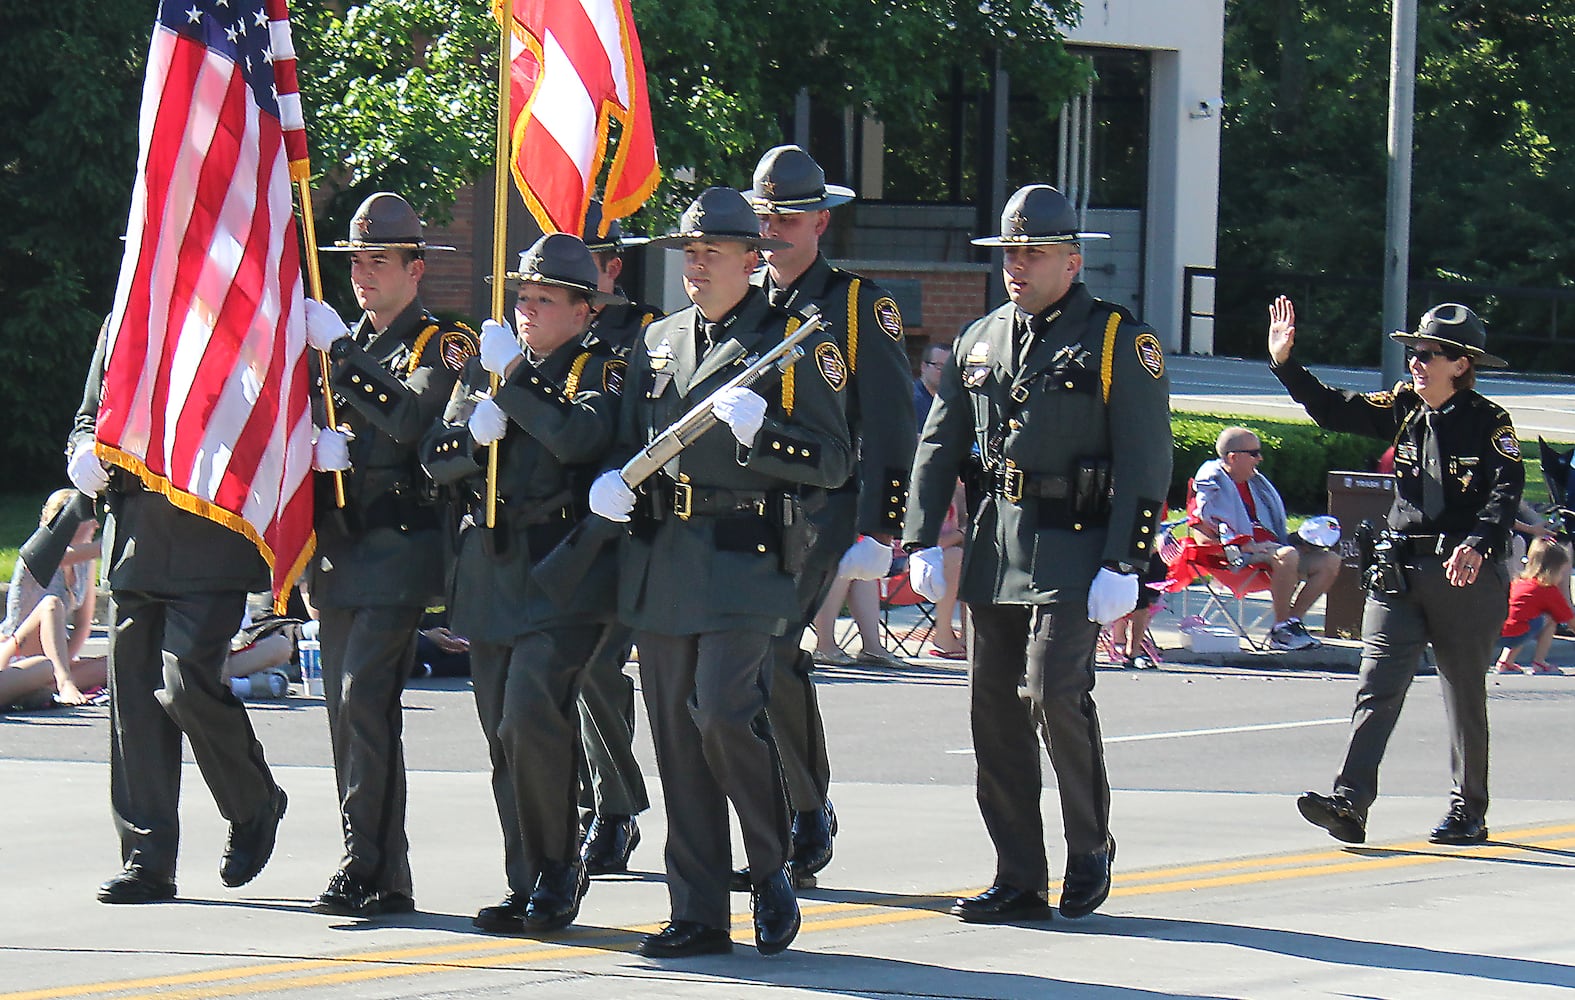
95, 0, 316, 608
496, 0, 661, 236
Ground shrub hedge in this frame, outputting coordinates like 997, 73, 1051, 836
1168, 413, 1387, 513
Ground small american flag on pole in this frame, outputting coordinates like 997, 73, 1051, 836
95, 0, 316, 606
496, 0, 661, 236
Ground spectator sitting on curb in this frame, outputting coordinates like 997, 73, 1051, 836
1194, 427, 1341, 651
1493, 536, 1572, 676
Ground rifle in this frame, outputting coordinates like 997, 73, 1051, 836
532, 307, 824, 595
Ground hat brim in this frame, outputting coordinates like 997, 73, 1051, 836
584, 235, 650, 253
969, 231, 1112, 247
645, 232, 792, 251
748, 184, 856, 214
1389, 331, 1507, 369
486, 272, 625, 307
319, 240, 459, 253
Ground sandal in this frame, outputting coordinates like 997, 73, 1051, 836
929, 647, 967, 660
1530, 661, 1564, 676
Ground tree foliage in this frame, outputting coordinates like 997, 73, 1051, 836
1219, 1, 1575, 369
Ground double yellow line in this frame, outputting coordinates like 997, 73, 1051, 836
11, 821, 1574, 1000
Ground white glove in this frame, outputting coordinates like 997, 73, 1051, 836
480, 319, 524, 376
313, 428, 352, 472
712, 386, 767, 447
838, 535, 893, 581
467, 395, 507, 446
589, 469, 635, 523
909, 546, 947, 602
1087, 567, 1140, 625
68, 439, 110, 497
304, 298, 351, 352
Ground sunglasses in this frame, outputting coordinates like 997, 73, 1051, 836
1407, 347, 1462, 365
1228, 449, 1262, 458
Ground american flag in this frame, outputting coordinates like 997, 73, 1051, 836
496, 0, 661, 236
95, 0, 316, 608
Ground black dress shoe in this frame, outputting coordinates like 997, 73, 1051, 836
950, 882, 1054, 923
638, 920, 733, 958
312, 870, 416, 917
728, 866, 752, 893
472, 893, 527, 933
1060, 836, 1116, 918
1429, 805, 1488, 845
220, 786, 288, 888
524, 859, 588, 931
789, 800, 837, 882
1297, 791, 1367, 844
580, 814, 640, 875
98, 867, 177, 904
751, 864, 801, 956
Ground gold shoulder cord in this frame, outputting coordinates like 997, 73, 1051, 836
407, 324, 440, 376
781, 317, 801, 415
845, 278, 860, 375
565, 351, 592, 396
1100, 312, 1120, 403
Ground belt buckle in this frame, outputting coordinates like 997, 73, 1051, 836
673, 481, 693, 520
1010, 384, 1030, 403
1003, 461, 1025, 504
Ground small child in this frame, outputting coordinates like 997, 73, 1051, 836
1494, 537, 1574, 675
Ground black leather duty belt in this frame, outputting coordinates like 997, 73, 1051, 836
649, 480, 774, 521
987, 460, 1069, 504
1399, 532, 1472, 556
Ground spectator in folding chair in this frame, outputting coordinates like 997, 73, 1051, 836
811, 539, 907, 668
1192, 427, 1342, 651
1160, 486, 1277, 646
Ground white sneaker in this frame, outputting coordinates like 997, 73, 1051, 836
1268, 622, 1315, 651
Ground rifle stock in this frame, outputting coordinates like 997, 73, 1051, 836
532, 307, 824, 596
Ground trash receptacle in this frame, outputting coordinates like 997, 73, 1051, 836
1324, 471, 1396, 638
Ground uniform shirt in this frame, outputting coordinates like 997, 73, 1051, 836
1272, 361, 1524, 556
905, 282, 1172, 604
310, 298, 475, 608
757, 254, 915, 538
421, 339, 621, 641
612, 287, 853, 635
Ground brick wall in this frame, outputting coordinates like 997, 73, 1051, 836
840, 262, 994, 369
419, 186, 482, 318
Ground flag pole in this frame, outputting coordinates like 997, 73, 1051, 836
486, 0, 515, 528
295, 177, 346, 508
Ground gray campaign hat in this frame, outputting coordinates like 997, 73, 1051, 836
1390, 302, 1507, 368
581, 200, 648, 253
745, 144, 855, 214
646, 187, 792, 250
502, 233, 625, 307
970, 184, 1110, 247
320, 192, 457, 252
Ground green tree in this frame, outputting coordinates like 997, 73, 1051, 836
1218, 1, 1575, 370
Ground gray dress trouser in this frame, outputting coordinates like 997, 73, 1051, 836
968, 601, 1109, 893
1334, 556, 1509, 821
576, 623, 650, 817
108, 588, 277, 879
319, 604, 422, 895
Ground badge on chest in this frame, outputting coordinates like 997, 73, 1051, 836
648, 338, 674, 398
962, 341, 992, 388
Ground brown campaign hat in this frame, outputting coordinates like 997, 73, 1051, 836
320, 192, 457, 253
1390, 303, 1507, 368
581, 200, 648, 253
500, 233, 625, 307
646, 187, 792, 251
970, 184, 1110, 247
745, 145, 855, 215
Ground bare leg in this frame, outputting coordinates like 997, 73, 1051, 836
1291, 549, 1342, 621
931, 547, 966, 653
1532, 617, 1558, 664
812, 576, 853, 656
0, 656, 55, 706
847, 579, 886, 652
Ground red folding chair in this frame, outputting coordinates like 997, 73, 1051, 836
1157, 480, 1275, 651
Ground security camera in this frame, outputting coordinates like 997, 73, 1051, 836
1191, 97, 1225, 119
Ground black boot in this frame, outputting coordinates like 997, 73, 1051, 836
788, 800, 837, 885
524, 859, 588, 932
220, 786, 288, 888
97, 866, 177, 904
1059, 836, 1116, 919
751, 864, 801, 956
580, 814, 641, 875
472, 893, 528, 933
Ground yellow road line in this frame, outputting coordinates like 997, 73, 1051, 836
9, 822, 1573, 1000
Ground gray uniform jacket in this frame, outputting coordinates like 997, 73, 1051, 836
71, 329, 268, 594
905, 283, 1171, 603
757, 254, 915, 537
310, 299, 474, 608
421, 341, 622, 642
614, 288, 854, 635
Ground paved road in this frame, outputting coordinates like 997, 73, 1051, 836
1169, 354, 1575, 443
4, 648, 1573, 999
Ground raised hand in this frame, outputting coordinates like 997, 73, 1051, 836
1268, 295, 1297, 365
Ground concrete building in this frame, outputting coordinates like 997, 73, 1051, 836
423, 0, 1226, 357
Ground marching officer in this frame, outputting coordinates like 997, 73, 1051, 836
1272, 298, 1522, 846
903, 185, 1172, 922
574, 203, 659, 876
422, 233, 624, 934
587, 187, 853, 958
740, 145, 916, 888
69, 327, 287, 904
303, 192, 478, 917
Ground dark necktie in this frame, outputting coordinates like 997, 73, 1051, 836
768, 286, 790, 309
1421, 410, 1446, 520
697, 319, 716, 355
1015, 315, 1036, 372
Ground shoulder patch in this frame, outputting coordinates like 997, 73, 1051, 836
815, 341, 848, 392
872, 296, 904, 341
1133, 332, 1165, 379
1492, 427, 1522, 461
439, 326, 479, 372
1363, 389, 1397, 408
603, 358, 626, 396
